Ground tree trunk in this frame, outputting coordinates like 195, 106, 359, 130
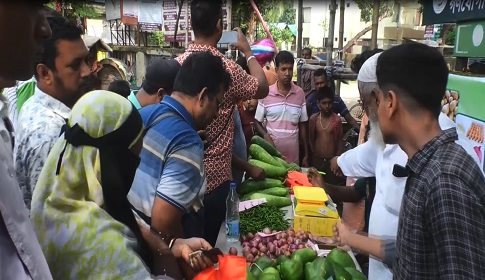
370, 0, 380, 49
327, 0, 337, 66
342, 25, 372, 53
247, 12, 256, 44
173, 0, 184, 46
342, 12, 392, 53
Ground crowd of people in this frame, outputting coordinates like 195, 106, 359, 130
1, 1, 485, 280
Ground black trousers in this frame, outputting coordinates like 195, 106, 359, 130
203, 180, 231, 247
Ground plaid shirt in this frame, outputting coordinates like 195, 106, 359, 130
176, 45, 259, 192
394, 128, 485, 279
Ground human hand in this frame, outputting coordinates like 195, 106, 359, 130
307, 167, 324, 188
263, 133, 275, 147
333, 221, 352, 246
248, 165, 266, 181
171, 238, 213, 271
230, 27, 251, 55
330, 156, 342, 176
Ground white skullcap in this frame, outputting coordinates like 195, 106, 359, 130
357, 53, 382, 83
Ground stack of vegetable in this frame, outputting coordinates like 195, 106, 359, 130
240, 205, 290, 236
241, 135, 301, 206
246, 247, 367, 280
241, 228, 311, 263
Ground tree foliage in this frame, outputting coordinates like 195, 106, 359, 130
353, 0, 394, 22
232, 0, 295, 29
48, 1, 101, 20
256, 25, 294, 48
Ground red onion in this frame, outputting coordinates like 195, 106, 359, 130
250, 240, 258, 248
294, 239, 301, 246
282, 244, 289, 251
284, 251, 291, 257
247, 233, 255, 240
289, 231, 296, 238
246, 254, 254, 263
261, 237, 268, 245
277, 239, 285, 247
268, 245, 276, 254
267, 236, 275, 243
272, 240, 278, 246
287, 237, 294, 244
250, 248, 259, 256
302, 233, 309, 242
254, 237, 261, 243
276, 233, 282, 240
260, 246, 268, 254
281, 232, 288, 239
290, 244, 298, 250
298, 244, 306, 249
269, 254, 276, 259
298, 229, 305, 235
242, 242, 250, 247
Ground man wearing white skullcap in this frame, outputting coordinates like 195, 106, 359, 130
320, 52, 481, 280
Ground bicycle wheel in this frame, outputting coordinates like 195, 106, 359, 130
349, 103, 364, 120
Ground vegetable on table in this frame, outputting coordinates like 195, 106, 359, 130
250, 144, 285, 168
326, 248, 356, 270
304, 262, 324, 280
274, 156, 291, 169
344, 267, 367, 280
250, 256, 276, 279
241, 187, 289, 200
251, 135, 282, 157
240, 204, 290, 236
248, 193, 291, 208
291, 248, 317, 265
280, 259, 303, 280
239, 178, 285, 195
258, 267, 281, 280
248, 159, 288, 178
331, 261, 352, 280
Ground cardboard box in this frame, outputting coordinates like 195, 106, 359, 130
292, 198, 340, 237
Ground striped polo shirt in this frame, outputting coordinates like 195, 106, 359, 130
255, 82, 308, 163
128, 95, 206, 225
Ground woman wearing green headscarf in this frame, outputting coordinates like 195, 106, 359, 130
31, 90, 213, 279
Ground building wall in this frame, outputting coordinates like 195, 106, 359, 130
294, 0, 423, 54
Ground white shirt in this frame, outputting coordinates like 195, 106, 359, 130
15, 86, 70, 209
337, 113, 481, 280
2, 77, 36, 132
0, 95, 53, 280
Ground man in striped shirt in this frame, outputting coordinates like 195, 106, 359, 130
255, 51, 309, 165
129, 52, 231, 239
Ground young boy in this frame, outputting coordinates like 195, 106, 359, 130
309, 87, 344, 185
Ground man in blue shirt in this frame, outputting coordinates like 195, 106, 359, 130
129, 51, 231, 239
306, 68, 359, 129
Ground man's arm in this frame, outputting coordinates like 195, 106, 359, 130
343, 112, 359, 130
428, 175, 485, 277
334, 140, 379, 178
232, 28, 269, 100
254, 101, 274, 146
231, 154, 265, 180
299, 101, 310, 167
307, 168, 363, 203
299, 122, 309, 167
335, 116, 344, 155
151, 144, 205, 238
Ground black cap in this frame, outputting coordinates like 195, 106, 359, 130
142, 57, 181, 95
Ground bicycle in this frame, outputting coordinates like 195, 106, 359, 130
349, 99, 364, 120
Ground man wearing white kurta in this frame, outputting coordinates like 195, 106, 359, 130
333, 53, 481, 280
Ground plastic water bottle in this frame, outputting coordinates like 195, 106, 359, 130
225, 182, 240, 242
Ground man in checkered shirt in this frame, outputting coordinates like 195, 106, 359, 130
375, 43, 485, 278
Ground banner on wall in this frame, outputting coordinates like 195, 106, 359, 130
445, 74, 485, 171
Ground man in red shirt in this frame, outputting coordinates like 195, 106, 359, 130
176, 0, 269, 246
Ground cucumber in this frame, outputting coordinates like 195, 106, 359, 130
249, 144, 284, 167
251, 135, 282, 157
244, 187, 289, 198
288, 163, 301, 172
239, 178, 285, 195
248, 159, 288, 179
274, 156, 291, 169
248, 193, 292, 207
